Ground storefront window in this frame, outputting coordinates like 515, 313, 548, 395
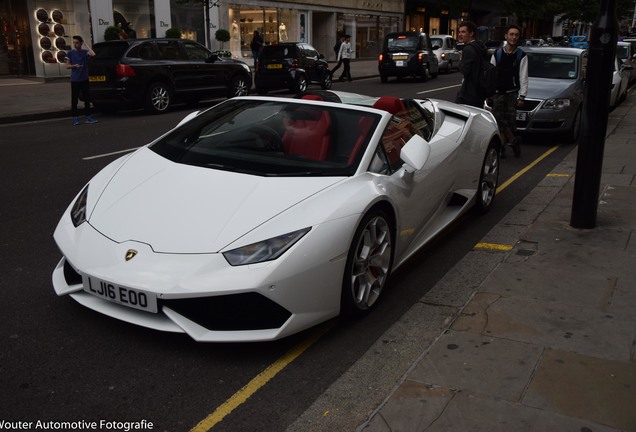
0, 0, 34, 76
112, 0, 152, 39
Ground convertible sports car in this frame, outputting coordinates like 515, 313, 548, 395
52, 91, 501, 342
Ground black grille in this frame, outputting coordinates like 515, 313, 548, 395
63, 259, 83, 286
162, 292, 292, 331
520, 100, 541, 111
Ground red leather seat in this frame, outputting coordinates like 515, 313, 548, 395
348, 116, 375, 165
282, 109, 332, 160
372, 96, 406, 115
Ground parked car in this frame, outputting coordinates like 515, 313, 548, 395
430, 34, 461, 73
568, 35, 588, 49
617, 40, 636, 83
515, 47, 587, 142
52, 91, 501, 342
87, 38, 252, 114
610, 54, 631, 109
524, 38, 547, 47
378, 31, 439, 82
254, 42, 332, 94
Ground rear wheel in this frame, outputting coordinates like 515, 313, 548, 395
474, 140, 499, 213
145, 82, 171, 114
420, 65, 430, 82
341, 209, 394, 317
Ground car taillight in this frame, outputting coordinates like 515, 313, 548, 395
116, 64, 135, 78
418, 53, 424, 62
290, 59, 298, 69
378, 54, 384, 63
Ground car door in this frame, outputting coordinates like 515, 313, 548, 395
300, 44, 322, 83
156, 40, 192, 92
369, 102, 455, 259
181, 40, 226, 95
447, 37, 461, 64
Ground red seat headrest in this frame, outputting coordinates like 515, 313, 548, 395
372, 96, 406, 115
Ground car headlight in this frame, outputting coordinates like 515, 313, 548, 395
70, 185, 89, 227
542, 98, 571, 109
223, 228, 311, 266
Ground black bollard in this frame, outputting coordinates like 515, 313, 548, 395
570, 0, 618, 229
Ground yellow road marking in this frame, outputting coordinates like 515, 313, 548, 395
496, 145, 560, 194
474, 242, 513, 251
193, 143, 564, 431
546, 173, 571, 177
190, 321, 335, 432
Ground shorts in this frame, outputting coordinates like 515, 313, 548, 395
492, 92, 518, 130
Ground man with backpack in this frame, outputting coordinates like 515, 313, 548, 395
456, 20, 489, 108
490, 24, 528, 158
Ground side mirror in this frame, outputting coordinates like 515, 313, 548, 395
401, 134, 431, 172
206, 53, 219, 63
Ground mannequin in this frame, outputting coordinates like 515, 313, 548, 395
279, 22, 287, 41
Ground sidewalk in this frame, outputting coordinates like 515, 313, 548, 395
0, 60, 381, 125
286, 98, 636, 432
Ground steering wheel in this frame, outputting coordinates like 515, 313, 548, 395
248, 125, 283, 152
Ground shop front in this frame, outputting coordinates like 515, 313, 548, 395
1, 0, 171, 79
226, 4, 401, 62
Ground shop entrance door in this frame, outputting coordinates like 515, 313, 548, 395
0, 0, 34, 76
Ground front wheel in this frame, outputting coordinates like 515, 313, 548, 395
474, 140, 499, 213
228, 75, 250, 98
294, 74, 308, 93
145, 82, 172, 114
321, 71, 332, 90
341, 209, 394, 317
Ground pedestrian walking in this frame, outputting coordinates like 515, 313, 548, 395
455, 21, 488, 108
337, 34, 353, 82
66, 35, 97, 126
250, 30, 263, 68
489, 24, 528, 158
331, 36, 344, 76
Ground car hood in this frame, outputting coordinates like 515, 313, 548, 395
88, 148, 343, 254
527, 77, 579, 100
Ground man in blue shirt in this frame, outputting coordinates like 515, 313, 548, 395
66, 35, 97, 125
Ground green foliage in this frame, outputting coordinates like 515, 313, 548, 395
165, 27, 183, 39
215, 29, 231, 43
104, 26, 121, 41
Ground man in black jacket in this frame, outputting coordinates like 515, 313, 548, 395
456, 21, 488, 108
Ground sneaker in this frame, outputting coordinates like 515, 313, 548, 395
512, 136, 522, 158
73, 117, 80, 126
84, 116, 98, 124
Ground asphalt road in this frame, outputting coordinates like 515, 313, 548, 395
0, 73, 575, 432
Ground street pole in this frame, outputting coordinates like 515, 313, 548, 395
570, 0, 618, 229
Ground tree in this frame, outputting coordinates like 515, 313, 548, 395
215, 29, 230, 49
104, 26, 121, 41
175, 0, 221, 49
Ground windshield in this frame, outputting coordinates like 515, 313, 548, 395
431, 37, 442, 48
150, 99, 380, 177
527, 53, 579, 79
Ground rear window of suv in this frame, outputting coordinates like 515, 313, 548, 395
92, 42, 130, 60
261, 45, 298, 60
385, 35, 419, 51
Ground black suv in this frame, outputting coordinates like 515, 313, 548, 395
378, 32, 439, 83
87, 38, 252, 114
254, 42, 332, 94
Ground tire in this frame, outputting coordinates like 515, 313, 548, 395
474, 140, 499, 213
380, 75, 388, 83
145, 82, 171, 114
228, 75, 250, 98
294, 74, 308, 93
320, 71, 332, 90
420, 65, 429, 82
341, 209, 394, 317
566, 108, 581, 143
